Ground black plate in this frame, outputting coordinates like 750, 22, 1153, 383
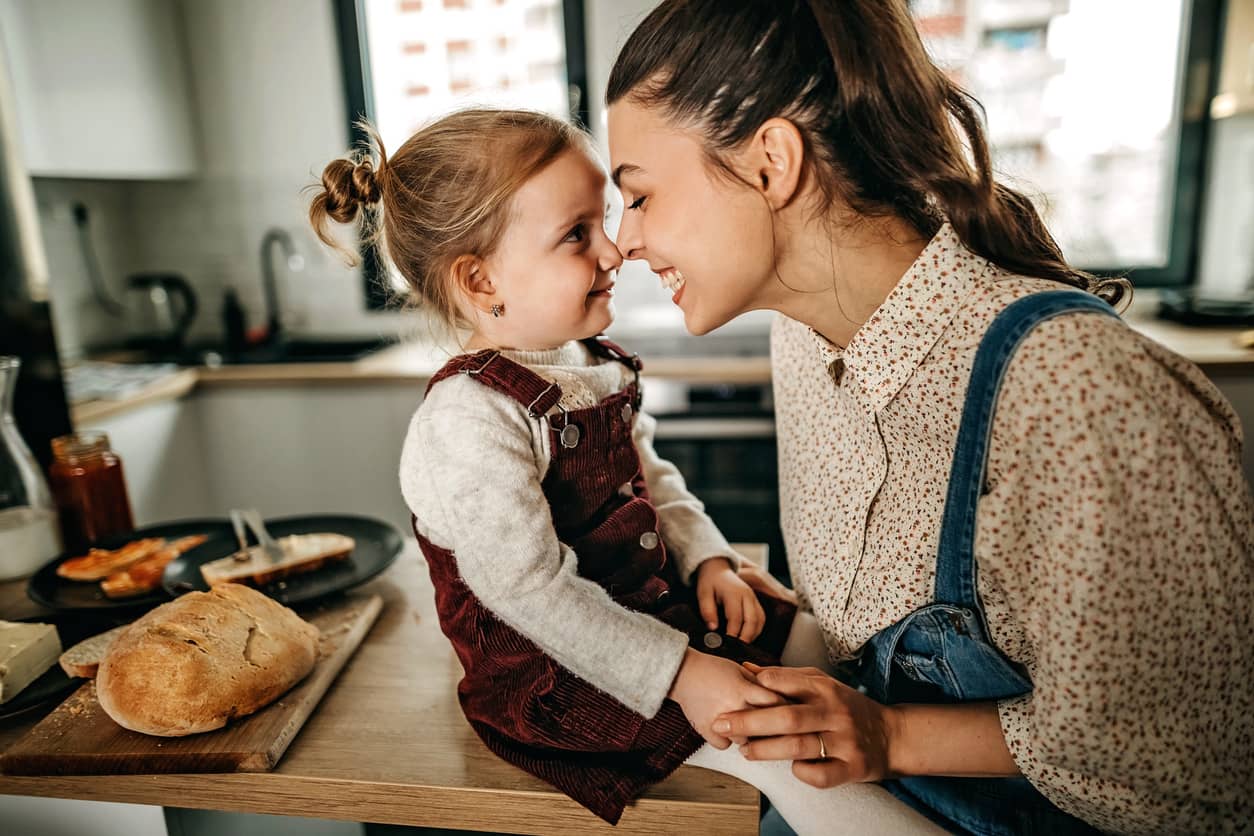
162, 513, 403, 605
26, 518, 234, 614
0, 615, 123, 721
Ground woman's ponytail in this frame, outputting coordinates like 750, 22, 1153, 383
608, 0, 1130, 309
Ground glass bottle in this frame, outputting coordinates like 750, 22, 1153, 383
0, 356, 63, 580
48, 431, 135, 555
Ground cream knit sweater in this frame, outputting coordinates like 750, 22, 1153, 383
399, 341, 738, 718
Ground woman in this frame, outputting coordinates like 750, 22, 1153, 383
605, 0, 1254, 833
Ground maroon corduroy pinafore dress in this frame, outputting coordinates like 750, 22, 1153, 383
413, 337, 795, 824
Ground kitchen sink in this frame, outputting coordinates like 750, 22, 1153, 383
185, 337, 395, 366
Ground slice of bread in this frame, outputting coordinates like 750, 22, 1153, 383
198, 533, 355, 588
58, 624, 130, 678
101, 535, 209, 599
57, 538, 165, 582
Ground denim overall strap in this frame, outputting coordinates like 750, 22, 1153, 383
934, 290, 1119, 609
864, 291, 1118, 836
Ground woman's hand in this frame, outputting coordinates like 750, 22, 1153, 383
712, 664, 900, 788
667, 649, 785, 748
696, 557, 768, 640
736, 559, 798, 606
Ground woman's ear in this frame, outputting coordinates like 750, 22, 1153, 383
449, 254, 497, 315
746, 117, 805, 211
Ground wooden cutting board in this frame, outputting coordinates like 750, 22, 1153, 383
0, 592, 383, 775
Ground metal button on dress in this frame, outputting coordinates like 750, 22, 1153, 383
621, 403, 633, 423
618, 482, 634, 498
559, 423, 580, 449
703, 632, 723, 650
638, 531, 659, 550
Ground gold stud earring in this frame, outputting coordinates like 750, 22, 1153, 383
490, 304, 504, 318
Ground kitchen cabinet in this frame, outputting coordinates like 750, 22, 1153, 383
0, 795, 165, 836
86, 394, 212, 526
193, 384, 422, 533
0, 0, 198, 179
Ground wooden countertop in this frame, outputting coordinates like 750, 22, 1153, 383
69, 292, 1254, 426
0, 544, 768, 834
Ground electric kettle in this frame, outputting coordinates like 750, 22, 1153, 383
124, 273, 198, 351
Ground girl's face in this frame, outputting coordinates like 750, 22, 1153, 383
479, 149, 622, 350
608, 100, 777, 336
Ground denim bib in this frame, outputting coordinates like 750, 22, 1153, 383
842, 291, 1118, 835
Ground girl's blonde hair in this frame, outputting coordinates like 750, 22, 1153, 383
309, 109, 594, 331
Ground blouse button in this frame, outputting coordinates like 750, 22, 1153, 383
639, 531, 659, 550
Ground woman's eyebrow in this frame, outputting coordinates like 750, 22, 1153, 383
611, 163, 643, 188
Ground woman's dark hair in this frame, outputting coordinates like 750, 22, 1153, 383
607, 0, 1128, 307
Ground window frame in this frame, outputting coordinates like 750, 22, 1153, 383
335, 0, 1224, 303
1077, 0, 1225, 287
332, 0, 589, 310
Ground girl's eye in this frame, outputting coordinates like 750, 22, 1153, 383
628, 195, 647, 211
563, 225, 587, 244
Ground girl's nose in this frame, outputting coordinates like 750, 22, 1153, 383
598, 238, 624, 273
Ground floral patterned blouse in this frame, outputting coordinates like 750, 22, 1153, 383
771, 223, 1254, 833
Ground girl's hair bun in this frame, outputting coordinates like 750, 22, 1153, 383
314, 157, 382, 226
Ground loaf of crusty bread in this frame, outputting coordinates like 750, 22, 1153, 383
96, 584, 320, 736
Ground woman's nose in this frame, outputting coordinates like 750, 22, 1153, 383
615, 212, 644, 261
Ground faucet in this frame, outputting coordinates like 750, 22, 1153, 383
259, 228, 304, 343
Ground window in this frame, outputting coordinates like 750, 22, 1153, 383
334, 0, 588, 307
911, 0, 1223, 285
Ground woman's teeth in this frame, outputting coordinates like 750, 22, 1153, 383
659, 269, 685, 292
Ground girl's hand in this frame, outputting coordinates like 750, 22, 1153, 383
712, 664, 900, 788
668, 649, 785, 748
696, 557, 767, 641
736, 560, 798, 606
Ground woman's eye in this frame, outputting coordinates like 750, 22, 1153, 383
563, 225, 587, 244
628, 195, 647, 211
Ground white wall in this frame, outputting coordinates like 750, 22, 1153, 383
33, 178, 140, 361
126, 0, 412, 343
33, 0, 418, 364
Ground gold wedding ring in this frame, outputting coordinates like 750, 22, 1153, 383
816, 732, 828, 760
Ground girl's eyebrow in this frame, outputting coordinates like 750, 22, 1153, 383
554, 204, 609, 235
611, 163, 643, 188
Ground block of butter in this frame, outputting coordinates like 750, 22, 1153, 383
0, 620, 62, 704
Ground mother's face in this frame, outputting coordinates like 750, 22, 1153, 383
608, 100, 777, 336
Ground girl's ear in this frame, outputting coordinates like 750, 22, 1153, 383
449, 254, 498, 315
743, 117, 805, 211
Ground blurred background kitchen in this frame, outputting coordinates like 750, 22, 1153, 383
2, 0, 1253, 586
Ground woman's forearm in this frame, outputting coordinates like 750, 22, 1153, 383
887, 702, 1020, 778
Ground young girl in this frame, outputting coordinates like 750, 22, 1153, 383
308, 109, 947, 835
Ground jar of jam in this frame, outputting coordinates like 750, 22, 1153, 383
48, 432, 135, 554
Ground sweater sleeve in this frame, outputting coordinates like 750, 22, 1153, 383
632, 409, 741, 584
400, 376, 689, 719
977, 314, 1254, 834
